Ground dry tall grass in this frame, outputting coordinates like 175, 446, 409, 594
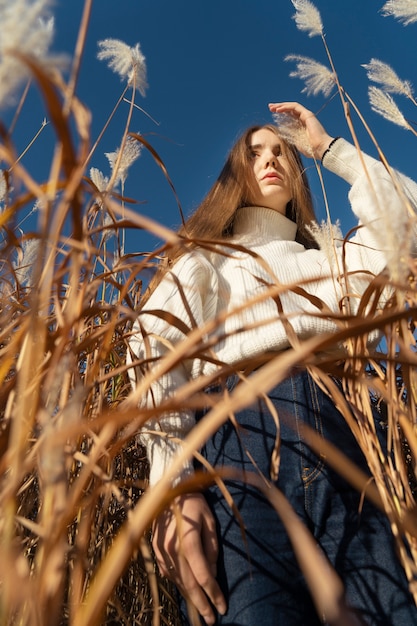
1, 1, 417, 625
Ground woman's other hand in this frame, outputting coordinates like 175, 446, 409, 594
268, 101, 334, 160
152, 492, 227, 625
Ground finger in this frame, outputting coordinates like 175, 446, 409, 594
155, 556, 174, 579
269, 101, 307, 111
201, 507, 219, 577
152, 520, 177, 578
152, 537, 166, 575
182, 530, 226, 617
176, 556, 217, 625
268, 102, 314, 121
194, 566, 226, 618
156, 542, 225, 623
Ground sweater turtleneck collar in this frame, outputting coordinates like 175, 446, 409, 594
232, 206, 297, 242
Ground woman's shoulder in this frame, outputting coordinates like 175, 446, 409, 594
170, 247, 217, 278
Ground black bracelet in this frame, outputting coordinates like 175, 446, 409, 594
321, 136, 341, 163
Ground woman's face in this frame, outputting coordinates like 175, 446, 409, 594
247, 128, 293, 214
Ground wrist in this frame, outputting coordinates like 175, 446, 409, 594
312, 135, 335, 160
319, 136, 341, 162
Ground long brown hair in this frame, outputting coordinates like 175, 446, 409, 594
178, 124, 317, 247
143, 124, 318, 301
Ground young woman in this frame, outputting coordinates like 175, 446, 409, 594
128, 102, 417, 625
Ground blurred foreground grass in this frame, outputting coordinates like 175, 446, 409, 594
1, 1, 417, 625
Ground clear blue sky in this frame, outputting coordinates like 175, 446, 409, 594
4, 0, 417, 253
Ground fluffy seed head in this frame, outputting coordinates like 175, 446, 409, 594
105, 135, 142, 186
272, 112, 313, 156
0, 0, 67, 109
291, 0, 324, 37
285, 54, 335, 97
90, 168, 109, 194
306, 220, 343, 269
97, 38, 148, 96
368, 86, 410, 130
13, 238, 40, 287
381, 0, 417, 25
363, 58, 414, 98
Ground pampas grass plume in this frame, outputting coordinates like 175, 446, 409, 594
285, 54, 336, 97
368, 85, 410, 130
0, 0, 67, 109
306, 220, 343, 272
105, 135, 142, 187
291, 0, 324, 37
381, 0, 417, 25
272, 112, 313, 155
13, 238, 40, 287
97, 38, 148, 96
363, 58, 414, 99
90, 167, 109, 193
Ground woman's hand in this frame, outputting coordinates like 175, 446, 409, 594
152, 492, 227, 625
268, 101, 334, 160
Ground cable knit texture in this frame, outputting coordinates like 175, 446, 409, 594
128, 139, 417, 486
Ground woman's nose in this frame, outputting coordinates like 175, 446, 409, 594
265, 153, 277, 166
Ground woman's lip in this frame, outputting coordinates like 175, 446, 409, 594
262, 173, 281, 180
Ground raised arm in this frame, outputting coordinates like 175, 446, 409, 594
269, 101, 417, 280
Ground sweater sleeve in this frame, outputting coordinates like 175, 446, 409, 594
323, 138, 417, 282
128, 252, 218, 486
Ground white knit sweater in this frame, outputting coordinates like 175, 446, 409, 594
128, 139, 417, 486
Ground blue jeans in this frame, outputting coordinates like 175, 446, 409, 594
180, 369, 417, 625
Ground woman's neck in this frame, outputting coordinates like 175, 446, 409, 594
233, 205, 297, 241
